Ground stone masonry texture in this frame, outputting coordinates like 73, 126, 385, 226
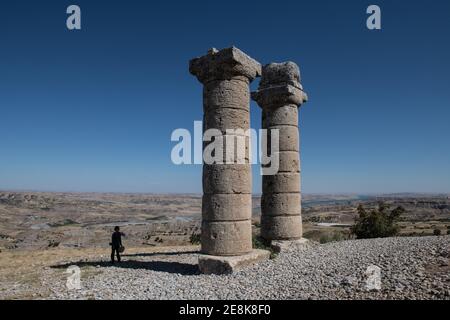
190, 47, 261, 256
252, 61, 307, 241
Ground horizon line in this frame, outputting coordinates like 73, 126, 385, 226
0, 188, 449, 197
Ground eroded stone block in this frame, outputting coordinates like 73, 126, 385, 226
198, 249, 270, 274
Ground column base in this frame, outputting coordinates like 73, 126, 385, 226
198, 249, 270, 275
270, 238, 312, 253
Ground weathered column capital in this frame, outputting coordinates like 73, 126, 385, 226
251, 62, 308, 108
189, 47, 262, 84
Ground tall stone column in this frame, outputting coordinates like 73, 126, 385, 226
189, 47, 261, 257
252, 62, 308, 241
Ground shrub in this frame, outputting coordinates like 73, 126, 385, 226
189, 233, 201, 245
48, 240, 60, 248
252, 235, 277, 259
433, 229, 441, 236
319, 231, 348, 244
351, 202, 405, 239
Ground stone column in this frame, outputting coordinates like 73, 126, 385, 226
189, 47, 261, 256
252, 62, 308, 241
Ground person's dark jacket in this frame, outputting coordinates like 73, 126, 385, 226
111, 231, 122, 248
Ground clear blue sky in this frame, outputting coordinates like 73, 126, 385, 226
1, 0, 449, 194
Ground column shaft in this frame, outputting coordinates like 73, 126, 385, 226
190, 47, 261, 256
252, 62, 308, 241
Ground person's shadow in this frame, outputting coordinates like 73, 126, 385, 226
51, 251, 200, 276
121, 250, 198, 258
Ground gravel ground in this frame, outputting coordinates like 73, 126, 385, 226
44, 236, 449, 300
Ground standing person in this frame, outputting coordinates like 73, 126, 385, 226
110, 226, 123, 263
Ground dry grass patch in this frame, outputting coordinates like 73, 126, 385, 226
0, 245, 199, 299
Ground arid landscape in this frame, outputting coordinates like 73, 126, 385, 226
1, 191, 449, 251
1, 191, 449, 299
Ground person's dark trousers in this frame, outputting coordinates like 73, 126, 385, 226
111, 246, 121, 263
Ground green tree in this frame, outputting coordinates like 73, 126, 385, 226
351, 202, 405, 239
